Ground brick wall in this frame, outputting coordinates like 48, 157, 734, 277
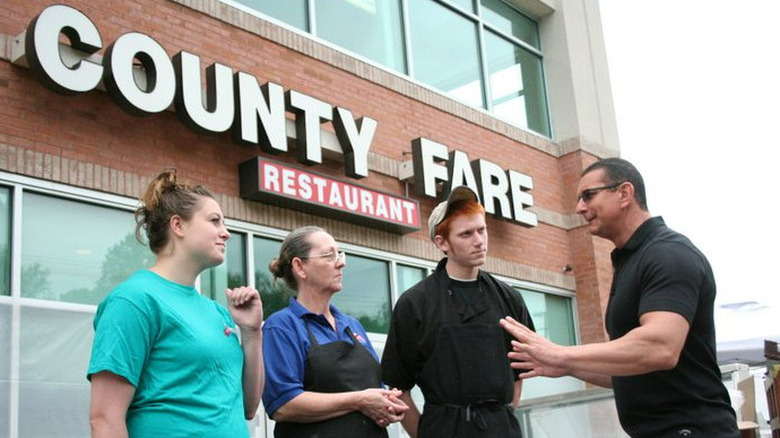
0, 0, 614, 339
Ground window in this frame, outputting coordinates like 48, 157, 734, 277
409, 0, 484, 107
485, 31, 549, 134
0, 187, 10, 296
395, 263, 426, 295
480, 0, 539, 48
252, 235, 291, 319
234, 0, 308, 30
445, 0, 475, 14
201, 231, 248, 307
315, 0, 406, 72
20, 192, 150, 305
233, 0, 550, 136
518, 287, 576, 346
335, 253, 391, 333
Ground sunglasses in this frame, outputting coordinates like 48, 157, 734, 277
577, 181, 624, 203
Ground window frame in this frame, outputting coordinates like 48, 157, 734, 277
215, 0, 551, 137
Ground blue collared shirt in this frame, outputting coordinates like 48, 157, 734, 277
261, 297, 379, 418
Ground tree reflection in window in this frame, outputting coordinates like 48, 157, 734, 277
21, 232, 152, 305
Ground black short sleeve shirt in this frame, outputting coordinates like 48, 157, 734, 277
607, 217, 738, 438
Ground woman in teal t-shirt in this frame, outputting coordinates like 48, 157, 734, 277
87, 169, 265, 438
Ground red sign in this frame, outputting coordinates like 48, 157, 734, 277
239, 158, 421, 234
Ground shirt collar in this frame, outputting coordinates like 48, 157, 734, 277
287, 296, 343, 320
611, 216, 665, 263
435, 257, 487, 284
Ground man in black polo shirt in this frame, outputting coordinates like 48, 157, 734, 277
500, 158, 738, 438
381, 185, 534, 438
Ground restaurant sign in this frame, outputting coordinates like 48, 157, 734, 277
239, 158, 420, 233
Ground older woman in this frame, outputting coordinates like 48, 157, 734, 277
262, 226, 408, 437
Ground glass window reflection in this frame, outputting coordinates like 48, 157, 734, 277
20, 193, 151, 305
396, 263, 426, 295
221, 0, 550, 135
409, 0, 484, 108
235, 0, 308, 30
335, 253, 391, 333
444, 0, 475, 14
480, 0, 539, 48
517, 288, 575, 346
201, 232, 247, 307
485, 31, 549, 135
253, 236, 291, 319
315, 0, 406, 72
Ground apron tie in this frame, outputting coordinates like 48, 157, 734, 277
443, 400, 503, 431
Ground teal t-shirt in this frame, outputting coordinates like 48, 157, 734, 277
87, 270, 248, 438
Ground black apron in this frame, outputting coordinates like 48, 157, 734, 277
274, 320, 388, 438
417, 283, 521, 438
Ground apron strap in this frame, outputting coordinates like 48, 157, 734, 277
303, 317, 319, 346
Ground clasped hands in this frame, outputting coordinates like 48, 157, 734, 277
359, 388, 409, 428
